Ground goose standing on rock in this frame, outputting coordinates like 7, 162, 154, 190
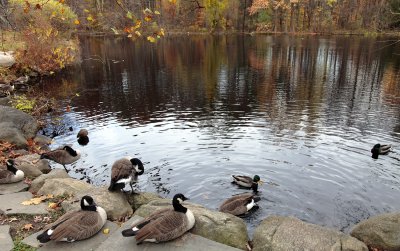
371, 144, 392, 159
232, 174, 262, 193
219, 193, 260, 216
40, 145, 81, 172
77, 129, 89, 146
0, 159, 24, 184
108, 157, 144, 193
121, 193, 195, 244
37, 195, 107, 243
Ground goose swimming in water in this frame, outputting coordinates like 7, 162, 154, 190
371, 144, 392, 159
40, 145, 80, 172
0, 159, 24, 184
232, 174, 262, 193
37, 195, 107, 243
77, 129, 89, 146
121, 193, 195, 244
108, 157, 144, 193
219, 193, 260, 216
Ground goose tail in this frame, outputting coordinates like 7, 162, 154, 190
108, 181, 125, 191
37, 230, 52, 243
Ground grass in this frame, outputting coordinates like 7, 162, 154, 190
0, 30, 25, 52
12, 238, 37, 251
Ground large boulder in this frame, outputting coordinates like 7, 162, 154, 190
29, 169, 70, 194
14, 154, 51, 177
0, 106, 38, 147
127, 192, 162, 211
252, 216, 368, 251
37, 178, 93, 196
350, 212, 400, 251
62, 187, 133, 221
134, 198, 248, 250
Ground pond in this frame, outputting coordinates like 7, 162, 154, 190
39, 34, 400, 235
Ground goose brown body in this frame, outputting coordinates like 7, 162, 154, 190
37, 196, 107, 243
108, 157, 144, 192
122, 193, 195, 244
0, 160, 24, 184
40, 146, 80, 171
219, 193, 259, 216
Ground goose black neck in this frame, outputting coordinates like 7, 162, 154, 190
251, 182, 258, 193
6, 161, 18, 174
173, 198, 187, 213
80, 197, 97, 211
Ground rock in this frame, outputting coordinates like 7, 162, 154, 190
96, 215, 242, 251
134, 198, 248, 250
29, 169, 70, 194
22, 220, 119, 250
0, 97, 11, 106
0, 191, 48, 215
0, 225, 13, 251
0, 52, 15, 67
62, 186, 133, 221
127, 192, 162, 210
0, 181, 29, 195
350, 212, 400, 251
37, 178, 93, 197
33, 134, 52, 146
15, 154, 51, 177
252, 216, 368, 251
0, 106, 38, 147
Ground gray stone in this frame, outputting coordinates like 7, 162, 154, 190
22, 220, 119, 250
62, 186, 133, 221
37, 178, 93, 197
134, 198, 248, 250
0, 106, 38, 147
0, 191, 48, 215
33, 135, 53, 146
0, 97, 11, 106
127, 192, 162, 210
350, 212, 400, 251
15, 154, 51, 177
252, 216, 368, 251
30, 169, 70, 194
96, 215, 242, 251
0, 181, 29, 195
0, 225, 13, 251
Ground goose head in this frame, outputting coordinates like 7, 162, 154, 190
172, 193, 189, 213
6, 159, 18, 174
80, 195, 97, 211
64, 146, 79, 157
130, 158, 144, 175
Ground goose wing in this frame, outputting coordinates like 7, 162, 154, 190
380, 144, 392, 154
219, 193, 254, 215
111, 159, 134, 182
50, 211, 103, 241
0, 169, 13, 183
135, 210, 188, 243
131, 208, 172, 228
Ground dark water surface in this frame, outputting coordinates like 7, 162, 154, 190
39, 34, 400, 235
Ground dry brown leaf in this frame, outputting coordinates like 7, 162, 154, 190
23, 223, 33, 231
21, 194, 54, 205
8, 217, 18, 223
48, 202, 58, 209
103, 228, 110, 234
33, 216, 42, 223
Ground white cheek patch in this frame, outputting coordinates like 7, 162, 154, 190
177, 198, 183, 203
47, 229, 54, 235
83, 199, 90, 206
132, 227, 139, 231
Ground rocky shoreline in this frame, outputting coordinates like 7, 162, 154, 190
0, 104, 400, 251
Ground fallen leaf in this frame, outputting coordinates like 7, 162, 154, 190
34, 215, 42, 223
74, 19, 80, 25
21, 197, 44, 205
48, 202, 58, 209
103, 228, 110, 234
23, 223, 33, 231
8, 217, 18, 223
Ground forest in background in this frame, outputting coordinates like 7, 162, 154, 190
2, 0, 400, 34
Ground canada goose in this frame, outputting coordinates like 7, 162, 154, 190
232, 175, 262, 193
0, 159, 24, 184
219, 193, 260, 216
108, 157, 144, 193
40, 145, 81, 172
37, 195, 107, 243
121, 193, 195, 244
0, 83, 14, 95
371, 144, 392, 159
77, 129, 89, 146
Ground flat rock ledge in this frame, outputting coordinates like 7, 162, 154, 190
37, 178, 93, 197
0, 191, 48, 215
350, 212, 400, 251
252, 216, 368, 251
134, 198, 248, 250
0, 225, 13, 251
0, 180, 29, 195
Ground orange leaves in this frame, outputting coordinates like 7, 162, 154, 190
23, 223, 34, 231
74, 19, 80, 25
147, 36, 156, 43
59, 0, 65, 3
21, 194, 54, 206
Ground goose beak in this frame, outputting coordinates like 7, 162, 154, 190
183, 196, 189, 201
257, 180, 264, 185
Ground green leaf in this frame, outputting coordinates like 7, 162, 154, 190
126, 11, 133, 20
